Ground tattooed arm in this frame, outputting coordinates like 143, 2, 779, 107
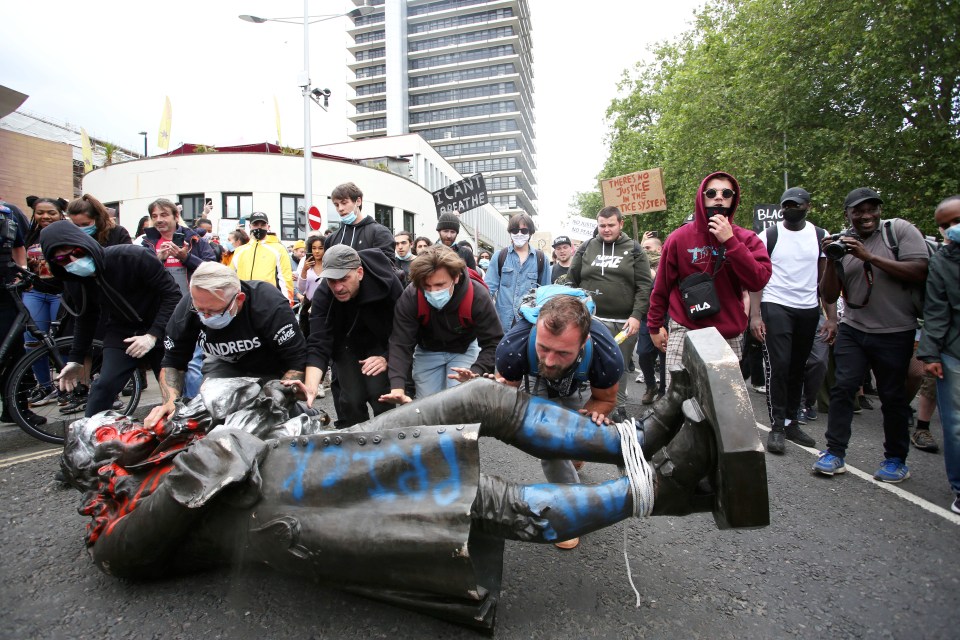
144, 368, 185, 428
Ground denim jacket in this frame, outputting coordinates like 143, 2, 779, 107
484, 244, 552, 332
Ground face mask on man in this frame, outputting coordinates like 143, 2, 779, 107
946, 225, 960, 244
782, 207, 806, 224
511, 232, 529, 247
424, 287, 452, 310
251, 228, 267, 241
64, 256, 96, 277
395, 251, 412, 262
196, 304, 236, 330
340, 212, 357, 226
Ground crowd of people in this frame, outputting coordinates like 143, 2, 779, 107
1, 172, 958, 523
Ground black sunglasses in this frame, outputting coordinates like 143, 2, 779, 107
704, 188, 736, 199
51, 247, 87, 265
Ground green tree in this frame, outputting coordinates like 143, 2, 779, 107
568, 189, 604, 219
601, 0, 960, 237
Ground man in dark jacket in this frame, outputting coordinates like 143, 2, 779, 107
380, 245, 502, 404
570, 206, 652, 421
323, 182, 395, 262
299, 245, 403, 427
435, 212, 477, 269
40, 221, 181, 417
647, 172, 772, 389
917, 195, 960, 512
139, 198, 216, 296
145, 262, 306, 428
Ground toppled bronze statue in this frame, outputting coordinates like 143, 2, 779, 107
61, 328, 767, 632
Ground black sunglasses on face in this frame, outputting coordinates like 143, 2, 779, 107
51, 247, 87, 265
704, 188, 736, 199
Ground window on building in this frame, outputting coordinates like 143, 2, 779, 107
178, 194, 204, 225
403, 210, 415, 233
280, 194, 304, 241
223, 193, 253, 220
374, 204, 393, 231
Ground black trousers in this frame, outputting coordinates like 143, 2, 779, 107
86, 345, 163, 417
825, 325, 914, 460
761, 302, 820, 430
332, 343, 392, 428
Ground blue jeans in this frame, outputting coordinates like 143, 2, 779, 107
412, 340, 481, 399
184, 343, 204, 399
825, 325, 914, 460
22, 290, 60, 389
937, 352, 960, 494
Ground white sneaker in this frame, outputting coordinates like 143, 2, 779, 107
316, 386, 326, 399
635, 373, 644, 384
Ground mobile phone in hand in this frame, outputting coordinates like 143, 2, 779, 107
172, 232, 186, 247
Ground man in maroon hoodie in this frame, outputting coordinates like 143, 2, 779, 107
647, 172, 772, 387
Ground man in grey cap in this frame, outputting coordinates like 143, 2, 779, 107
435, 212, 477, 269
551, 235, 574, 283
749, 187, 832, 454
813, 187, 929, 482
294, 244, 404, 427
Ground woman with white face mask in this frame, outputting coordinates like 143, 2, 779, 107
483, 213, 551, 332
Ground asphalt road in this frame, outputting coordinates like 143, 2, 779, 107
1, 382, 958, 639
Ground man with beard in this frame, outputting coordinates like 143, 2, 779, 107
550, 235, 574, 284
495, 294, 623, 549
435, 213, 477, 269
749, 187, 834, 454
814, 188, 929, 482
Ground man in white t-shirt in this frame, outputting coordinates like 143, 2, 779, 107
749, 187, 836, 454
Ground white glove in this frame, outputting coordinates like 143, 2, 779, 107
56, 362, 83, 393
124, 334, 158, 359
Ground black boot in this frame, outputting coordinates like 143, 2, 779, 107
637, 367, 692, 458
767, 427, 786, 454
650, 398, 717, 517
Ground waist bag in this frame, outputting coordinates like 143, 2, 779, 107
679, 246, 725, 320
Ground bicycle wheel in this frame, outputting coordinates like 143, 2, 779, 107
5, 337, 144, 445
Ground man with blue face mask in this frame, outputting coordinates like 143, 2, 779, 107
145, 262, 306, 428
380, 245, 503, 404
40, 221, 182, 417
323, 182, 395, 262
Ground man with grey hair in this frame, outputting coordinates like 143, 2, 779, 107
145, 262, 306, 427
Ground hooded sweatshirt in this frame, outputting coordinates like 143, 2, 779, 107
306, 248, 403, 373
917, 242, 960, 363
570, 231, 652, 321
40, 220, 182, 363
323, 215, 396, 263
387, 268, 504, 389
647, 172, 772, 339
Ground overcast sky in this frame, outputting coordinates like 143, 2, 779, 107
0, 0, 703, 226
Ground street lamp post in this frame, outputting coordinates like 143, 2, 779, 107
138, 131, 148, 158
240, 2, 373, 239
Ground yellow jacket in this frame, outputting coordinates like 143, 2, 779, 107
230, 233, 295, 303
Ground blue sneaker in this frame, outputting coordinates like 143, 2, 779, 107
812, 451, 846, 476
874, 458, 910, 483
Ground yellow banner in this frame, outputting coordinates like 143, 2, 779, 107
274, 96, 283, 147
80, 127, 93, 173
157, 96, 172, 150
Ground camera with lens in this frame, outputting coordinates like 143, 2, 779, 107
824, 230, 861, 261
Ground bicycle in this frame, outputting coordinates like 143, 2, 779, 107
1, 266, 144, 444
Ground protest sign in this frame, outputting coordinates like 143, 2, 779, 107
432, 173, 487, 216
600, 168, 667, 215
752, 204, 782, 233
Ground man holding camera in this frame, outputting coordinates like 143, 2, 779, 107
814, 188, 928, 482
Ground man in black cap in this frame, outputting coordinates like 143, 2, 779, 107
813, 187, 928, 482
295, 244, 403, 427
749, 187, 833, 454
435, 212, 477, 269
550, 235, 574, 283
230, 212, 295, 304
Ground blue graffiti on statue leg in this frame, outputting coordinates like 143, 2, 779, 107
319, 445, 350, 488
520, 477, 632, 541
281, 440, 316, 501
432, 432, 463, 506
352, 449, 395, 501
394, 443, 430, 500
521, 396, 621, 455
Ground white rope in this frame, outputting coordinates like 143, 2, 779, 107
615, 417, 655, 607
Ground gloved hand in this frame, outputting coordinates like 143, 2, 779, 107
56, 362, 83, 393
124, 334, 157, 359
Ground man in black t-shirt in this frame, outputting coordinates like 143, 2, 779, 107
145, 262, 305, 427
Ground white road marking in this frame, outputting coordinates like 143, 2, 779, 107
756, 422, 960, 526
0, 448, 60, 469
